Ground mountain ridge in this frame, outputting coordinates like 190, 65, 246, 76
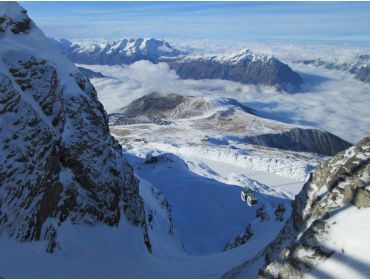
52, 38, 304, 92
0, 2, 154, 253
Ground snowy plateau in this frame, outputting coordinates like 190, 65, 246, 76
1, 2, 370, 279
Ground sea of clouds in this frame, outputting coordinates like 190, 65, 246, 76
81, 41, 370, 144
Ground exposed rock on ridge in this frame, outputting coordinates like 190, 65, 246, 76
0, 2, 151, 253
224, 137, 370, 278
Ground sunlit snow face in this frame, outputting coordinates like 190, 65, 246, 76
81, 42, 370, 144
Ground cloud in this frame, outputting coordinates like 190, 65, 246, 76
81, 47, 370, 144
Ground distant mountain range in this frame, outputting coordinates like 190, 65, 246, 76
165, 50, 304, 93
50, 37, 185, 65
296, 56, 369, 74
51, 38, 304, 92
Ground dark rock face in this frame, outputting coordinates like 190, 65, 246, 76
354, 66, 370, 83
167, 56, 304, 93
0, 4, 151, 253
243, 128, 352, 156
77, 66, 105, 79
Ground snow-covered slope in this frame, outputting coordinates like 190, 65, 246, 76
224, 137, 370, 278
0, 2, 159, 254
51, 37, 185, 65
110, 92, 351, 156
126, 153, 291, 255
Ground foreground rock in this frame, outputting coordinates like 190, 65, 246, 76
0, 2, 152, 253
224, 137, 370, 278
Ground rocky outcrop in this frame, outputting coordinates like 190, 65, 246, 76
77, 66, 105, 79
0, 2, 151, 253
224, 137, 370, 278
0, 6, 30, 34
354, 66, 370, 84
166, 50, 304, 92
224, 224, 254, 251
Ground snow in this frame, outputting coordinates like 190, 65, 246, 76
305, 207, 370, 278
181, 48, 274, 65
126, 153, 290, 255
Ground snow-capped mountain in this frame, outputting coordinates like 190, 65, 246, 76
224, 137, 370, 278
0, 2, 169, 254
165, 50, 304, 92
53, 38, 303, 92
51, 37, 185, 65
297, 54, 370, 74
109, 92, 351, 156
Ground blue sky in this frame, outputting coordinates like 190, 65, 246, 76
21, 1, 370, 42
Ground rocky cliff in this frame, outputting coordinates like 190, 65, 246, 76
0, 2, 151, 253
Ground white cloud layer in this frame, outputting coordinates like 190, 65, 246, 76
81, 48, 370, 144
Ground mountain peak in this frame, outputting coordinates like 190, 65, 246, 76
0, 2, 31, 34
